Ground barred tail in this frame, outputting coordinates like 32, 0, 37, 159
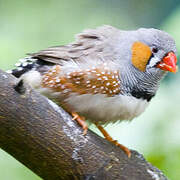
6, 57, 54, 78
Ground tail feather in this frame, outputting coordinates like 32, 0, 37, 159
7, 57, 54, 78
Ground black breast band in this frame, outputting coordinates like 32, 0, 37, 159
131, 89, 155, 102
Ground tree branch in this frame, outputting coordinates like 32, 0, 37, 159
0, 69, 168, 180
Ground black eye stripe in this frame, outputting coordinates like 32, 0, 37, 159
146, 54, 154, 66
152, 48, 158, 53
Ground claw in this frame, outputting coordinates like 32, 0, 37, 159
71, 112, 88, 135
95, 123, 131, 158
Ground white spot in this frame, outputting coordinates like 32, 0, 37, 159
15, 63, 21, 67
63, 89, 70, 93
75, 81, 80, 84
52, 69, 56, 73
49, 80, 54, 84
96, 74, 101, 76
22, 62, 28, 67
44, 77, 49, 81
56, 83, 61, 87
106, 82, 110, 86
147, 169, 160, 180
97, 78, 102, 81
92, 85, 96, 88
55, 78, 60, 83
17, 67, 23, 71
87, 84, 91, 87
103, 76, 108, 80
72, 148, 84, 162
114, 83, 118, 87
111, 75, 115, 79
6, 70, 12, 73
61, 85, 65, 89
19, 58, 26, 63
100, 86, 104, 90
52, 66, 56, 69
67, 75, 71, 79
2, 74, 7, 79
147, 57, 160, 68
86, 80, 90, 84
101, 72, 105, 75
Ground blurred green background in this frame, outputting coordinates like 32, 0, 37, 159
0, 0, 180, 179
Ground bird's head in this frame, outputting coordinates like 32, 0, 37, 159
115, 27, 178, 97
130, 28, 178, 74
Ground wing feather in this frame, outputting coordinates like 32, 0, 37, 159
28, 25, 119, 64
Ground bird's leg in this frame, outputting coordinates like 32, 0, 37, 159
95, 123, 131, 158
71, 112, 88, 135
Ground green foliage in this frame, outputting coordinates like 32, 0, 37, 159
0, 149, 41, 180
147, 149, 180, 180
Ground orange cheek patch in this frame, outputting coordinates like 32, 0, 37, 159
131, 41, 152, 71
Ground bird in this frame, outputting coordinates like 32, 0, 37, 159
8, 25, 178, 158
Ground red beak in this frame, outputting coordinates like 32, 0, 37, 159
156, 52, 178, 73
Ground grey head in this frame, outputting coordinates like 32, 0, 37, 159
116, 27, 177, 101
137, 28, 177, 70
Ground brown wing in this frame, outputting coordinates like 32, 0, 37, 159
28, 25, 119, 64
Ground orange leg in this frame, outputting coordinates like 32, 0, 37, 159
71, 112, 88, 135
95, 123, 131, 158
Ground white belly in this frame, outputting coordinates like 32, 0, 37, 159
65, 93, 149, 125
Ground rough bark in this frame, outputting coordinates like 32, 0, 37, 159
0, 69, 168, 180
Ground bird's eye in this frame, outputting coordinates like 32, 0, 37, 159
152, 48, 158, 53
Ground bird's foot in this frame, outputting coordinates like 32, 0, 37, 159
111, 140, 131, 158
95, 123, 131, 158
71, 112, 88, 135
